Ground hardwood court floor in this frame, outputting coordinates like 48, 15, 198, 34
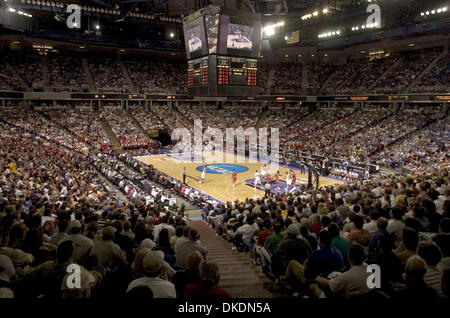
136, 151, 344, 203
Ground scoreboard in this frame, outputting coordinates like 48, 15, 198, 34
183, 5, 261, 96
217, 56, 258, 86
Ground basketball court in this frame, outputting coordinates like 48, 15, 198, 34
136, 151, 345, 204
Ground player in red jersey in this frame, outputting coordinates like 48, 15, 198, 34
275, 170, 280, 191
291, 169, 297, 185
232, 170, 237, 188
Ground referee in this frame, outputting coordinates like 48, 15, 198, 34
183, 167, 186, 184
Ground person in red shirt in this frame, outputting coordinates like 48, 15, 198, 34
232, 170, 237, 188
291, 170, 297, 185
275, 170, 280, 190
184, 262, 231, 299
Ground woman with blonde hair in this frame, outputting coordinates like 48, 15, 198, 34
131, 247, 151, 279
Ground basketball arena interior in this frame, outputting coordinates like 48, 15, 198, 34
0, 0, 449, 302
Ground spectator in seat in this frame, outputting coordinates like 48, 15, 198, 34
272, 224, 312, 278
328, 222, 349, 262
58, 220, 94, 264
346, 214, 371, 246
184, 262, 231, 299
174, 228, 208, 269
172, 251, 204, 299
305, 230, 344, 281
417, 241, 444, 297
387, 207, 405, 243
315, 243, 372, 298
91, 226, 123, 270
153, 215, 175, 242
394, 255, 439, 300
127, 250, 176, 298
395, 227, 419, 265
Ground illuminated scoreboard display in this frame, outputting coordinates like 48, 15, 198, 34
183, 5, 261, 96
188, 57, 209, 86
217, 56, 257, 86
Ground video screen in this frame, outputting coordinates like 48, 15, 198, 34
187, 25, 203, 53
227, 23, 254, 51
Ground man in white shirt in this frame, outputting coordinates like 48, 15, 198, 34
387, 207, 405, 242
316, 244, 372, 298
175, 228, 208, 268
153, 215, 176, 242
363, 210, 380, 236
58, 220, 94, 263
127, 250, 176, 298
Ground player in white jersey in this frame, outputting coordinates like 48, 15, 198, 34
285, 172, 292, 191
260, 164, 267, 179
254, 170, 261, 188
200, 166, 206, 184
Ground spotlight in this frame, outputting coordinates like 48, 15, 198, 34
431, 10, 436, 14
426, 11, 430, 15
437, 8, 442, 13
170, 32, 174, 38
323, 8, 328, 14
421, 12, 424, 16
443, 7, 447, 12
95, 24, 100, 30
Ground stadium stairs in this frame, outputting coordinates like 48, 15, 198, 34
118, 60, 136, 92
405, 51, 448, 93
265, 66, 276, 95
81, 58, 96, 91
189, 220, 277, 298
254, 109, 268, 130
4, 60, 29, 91
148, 107, 171, 131
40, 55, 50, 88
125, 108, 153, 139
95, 110, 123, 152
367, 56, 405, 92
301, 64, 308, 94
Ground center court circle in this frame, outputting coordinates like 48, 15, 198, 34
196, 164, 249, 175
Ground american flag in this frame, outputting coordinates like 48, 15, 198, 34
206, 14, 220, 54
286, 30, 300, 44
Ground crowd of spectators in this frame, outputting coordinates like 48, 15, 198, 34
272, 63, 303, 93
124, 57, 167, 93
101, 107, 159, 151
88, 57, 131, 93
203, 169, 450, 299
0, 107, 234, 299
47, 52, 89, 92
5, 50, 44, 90
410, 53, 450, 93
1, 48, 449, 95
40, 108, 111, 151
375, 48, 442, 94
0, 58, 25, 91
0, 101, 449, 299
129, 106, 165, 131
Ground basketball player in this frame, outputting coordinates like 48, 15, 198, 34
232, 169, 237, 188
291, 169, 297, 186
286, 172, 292, 191
182, 167, 187, 184
200, 166, 206, 184
254, 170, 261, 189
261, 164, 267, 181
266, 172, 271, 186
275, 170, 280, 191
